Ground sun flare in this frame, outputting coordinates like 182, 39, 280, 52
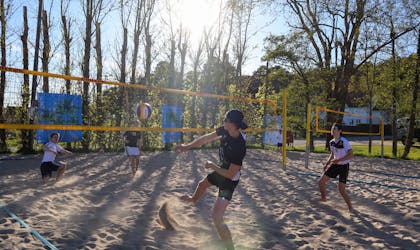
176, 0, 220, 41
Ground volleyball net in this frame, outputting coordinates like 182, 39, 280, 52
0, 66, 285, 158
304, 104, 385, 167
315, 106, 384, 136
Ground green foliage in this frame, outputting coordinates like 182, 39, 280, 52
358, 55, 419, 117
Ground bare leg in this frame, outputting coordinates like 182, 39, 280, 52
338, 182, 353, 211
42, 176, 50, 184
55, 164, 66, 183
212, 197, 234, 250
181, 177, 212, 205
130, 156, 137, 176
318, 175, 330, 202
135, 156, 140, 172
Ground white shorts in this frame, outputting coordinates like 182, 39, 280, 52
125, 146, 140, 156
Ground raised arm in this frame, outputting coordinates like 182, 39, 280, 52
175, 131, 219, 152
60, 148, 73, 155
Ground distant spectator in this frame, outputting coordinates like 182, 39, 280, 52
276, 129, 283, 151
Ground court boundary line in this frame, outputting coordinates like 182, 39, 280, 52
0, 205, 58, 250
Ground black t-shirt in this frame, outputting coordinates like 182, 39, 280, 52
123, 131, 141, 147
216, 126, 246, 169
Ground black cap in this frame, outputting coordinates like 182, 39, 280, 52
225, 109, 248, 130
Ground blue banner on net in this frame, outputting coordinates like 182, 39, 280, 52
162, 105, 183, 144
36, 93, 82, 143
263, 116, 282, 145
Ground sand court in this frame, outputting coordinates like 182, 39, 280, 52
0, 149, 419, 249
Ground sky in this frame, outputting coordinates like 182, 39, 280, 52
6, 0, 287, 74
93, 0, 288, 76
173, 0, 288, 75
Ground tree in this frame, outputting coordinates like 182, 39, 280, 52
177, 24, 189, 143
28, 0, 43, 152
81, 0, 94, 151
264, 33, 325, 151
143, 0, 156, 91
390, 19, 399, 157
130, 0, 145, 85
283, 0, 417, 149
186, 37, 204, 141
41, 10, 50, 93
177, 24, 189, 89
19, 5, 30, 153
94, 19, 104, 150
232, 0, 257, 78
116, 1, 131, 127
0, 0, 10, 152
61, 0, 72, 95
402, 29, 419, 158
358, 20, 382, 154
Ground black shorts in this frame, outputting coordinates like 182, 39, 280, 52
40, 162, 61, 178
277, 143, 283, 147
325, 163, 349, 184
207, 171, 239, 201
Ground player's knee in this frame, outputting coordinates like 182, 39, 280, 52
338, 184, 346, 194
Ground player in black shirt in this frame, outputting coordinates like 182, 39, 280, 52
175, 109, 247, 250
123, 120, 141, 177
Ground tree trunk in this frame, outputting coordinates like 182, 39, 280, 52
189, 42, 203, 141
116, 27, 128, 127
29, 0, 44, 152
82, 0, 93, 151
62, 13, 72, 149
61, 14, 71, 94
130, 0, 144, 85
20, 6, 31, 153
0, 0, 8, 152
168, 39, 176, 97
143, 0, 155, 100
42, 10, 50, 93
401, 30, 420, 158
95, 21, 105, 151
141, 0, 156, 149
222, 6, 234, 87
391, 26, 398, 157
178, 30, 188, 143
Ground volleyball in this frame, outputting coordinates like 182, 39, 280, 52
137, 103, 153, 120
